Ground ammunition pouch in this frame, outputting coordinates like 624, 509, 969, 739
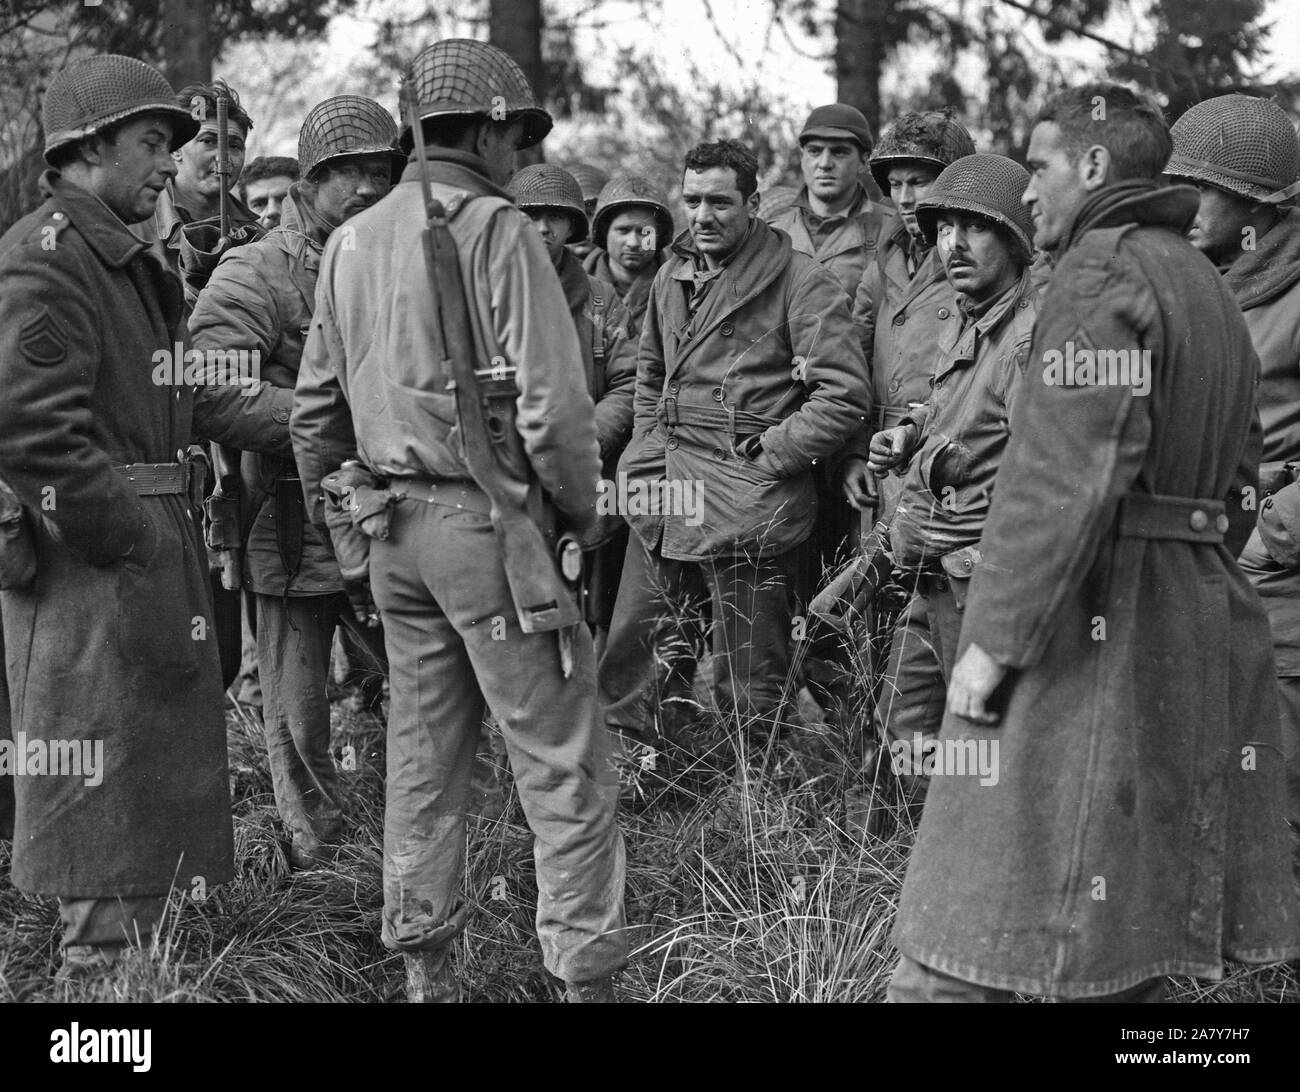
0, 477, 36, 591
936, 544, 982, 610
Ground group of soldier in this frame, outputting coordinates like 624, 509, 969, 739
0, 34, 1298, 1004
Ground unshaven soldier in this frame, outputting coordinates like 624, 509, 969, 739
190, 97, 403, 869
889, 82, 1299, 1003
292, 40, 627, 1003
600, 138, 869, 753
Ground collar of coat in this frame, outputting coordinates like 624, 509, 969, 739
792, 182, 872, 225
1058, 179, 1198, 255
37, 170, 148, 269
274, 183, 335, 252
582, 247, 662, 308
1223, 207, 1300, 311
154, 179, 260, 245
555, 245, 592, 316
934, 268, 1035, 384
397, 147, 511, 201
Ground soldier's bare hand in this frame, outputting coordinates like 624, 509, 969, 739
946, 642, 1008, 725
840, 456, 877, 510
867, 424, 917, 476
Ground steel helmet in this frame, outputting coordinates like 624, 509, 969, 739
507, 163, 589, 243
568, 163, 610, 207
299, 95, 406, 182
399, 38, 552, 151
43, 54, 199, 165
1166, 94, 1300, 205
869, 109, 976, 193
591, 175, 673, 250
914, 153, 1035, 263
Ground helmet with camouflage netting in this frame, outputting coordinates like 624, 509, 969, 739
592, 175, 673, 250
914, 153, 1034, 263
399, 38, 552, 151
299, 95, 406, 182
869, 109, 976, 192
1166, 94, 1300, 205
43, 53, 199, 165
568, 163, 609, 206
507, 163, 588, 242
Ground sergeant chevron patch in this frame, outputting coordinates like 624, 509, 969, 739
18, 307, 68, 364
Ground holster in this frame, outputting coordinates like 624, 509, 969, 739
0, 476, 36, 591
937, 544, 983, 610
320, 463, 399, 582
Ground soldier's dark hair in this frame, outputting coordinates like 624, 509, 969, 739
175, 78, 254, 135
1034, 82, 1171, 181
683, 139, 759, 199
240, 156, 299, 197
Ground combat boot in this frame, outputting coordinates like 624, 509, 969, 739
565, 975, 617, 1003
404, 948, 459, 1003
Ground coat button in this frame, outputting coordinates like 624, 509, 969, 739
273, 406, 290, 423
1214, 513, 1230, 534
1189, 509, 1208, 531
712, 447, 726, 461
962, 557, 972, 570
889, 379, 901, 392
668, 381, 679, 394
720, 322, 735, 336
937, 307, 950, 319
712, 387, 724, 402
1018, 298, 1030, 309
892, 314, 906, 326
666, 437, 679, 450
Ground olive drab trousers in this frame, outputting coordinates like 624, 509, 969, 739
369, 490, 628, 983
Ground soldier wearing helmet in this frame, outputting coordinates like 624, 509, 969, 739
134, 78, 263, 308
863, 155, 1039, 808
189, 95, 403, 873
0, 55, 295, 978
835, 110, 976, 820
508, 164, 637, 643
1167, 94, 1300, 843
584, 174, 675, 338
567, 162, 609, 260
291, 40, 627, 1003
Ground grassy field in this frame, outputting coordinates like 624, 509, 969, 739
1, 684, 1297, 1003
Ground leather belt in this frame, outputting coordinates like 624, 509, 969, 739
872, 403, 911, 431
1117, 492, 1228, 544
114, 461, 189, 496
390, 477, 492, 517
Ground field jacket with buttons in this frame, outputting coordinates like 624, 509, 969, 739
617, 218, 869, 560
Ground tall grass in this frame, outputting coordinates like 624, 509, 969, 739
0, 644, 1295, 1003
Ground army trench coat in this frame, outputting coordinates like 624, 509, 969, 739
0, 172, 288, 896
188, 187, 339, 596
893, 181, 1300, 996
617, 218, 869, 561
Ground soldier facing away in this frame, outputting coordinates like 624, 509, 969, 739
0, 54, 291, 977
291, 39, 627, 1003
889, 82, 1299, 1002
190, 95, 403, 870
